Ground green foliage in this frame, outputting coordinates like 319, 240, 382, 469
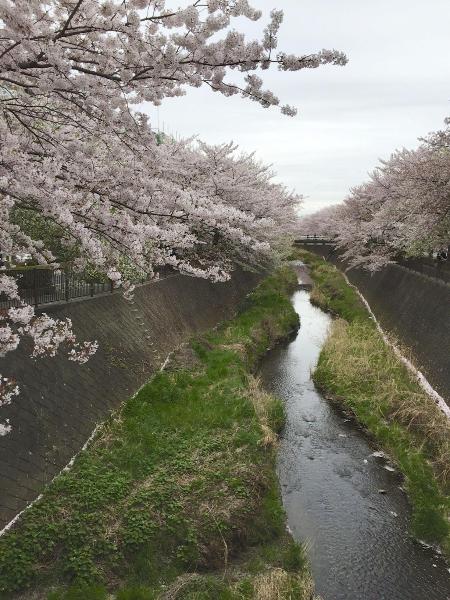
267, 397, 286, 434
116, 586, 157, 600
12, 207, 79, 264
171, 575, 236, 599
47, 584, 108, 600
280, 542, 308, 573
11, 208, 147, 283
0, 267, 312, 598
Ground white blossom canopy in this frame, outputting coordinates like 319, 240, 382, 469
0, 0, 347, 417
299, 119, 450, 270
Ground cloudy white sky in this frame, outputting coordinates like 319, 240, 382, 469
143, 0, 450, 215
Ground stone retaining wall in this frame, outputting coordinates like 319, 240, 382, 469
0, 270, 261, 528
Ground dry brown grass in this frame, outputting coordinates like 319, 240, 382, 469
308, 287, 329, 311
218, 342, 247, 359
158, 568, 317, 600
246, 375, 281, 447
158, 573, 202, 599
320, 319, 450, 487
253, 567, 315, 600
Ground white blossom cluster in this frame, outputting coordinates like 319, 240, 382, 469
0, 0, 346, 420
0, 376, 17, 436
1, 296, 98, 365
299, 120, 450, 270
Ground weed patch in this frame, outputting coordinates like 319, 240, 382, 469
0, 267, 317, 599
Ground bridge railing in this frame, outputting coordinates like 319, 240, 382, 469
293, 235, 336, 245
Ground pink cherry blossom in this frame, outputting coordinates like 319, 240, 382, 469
0, 0, 347, 422
299, 119, 450, 270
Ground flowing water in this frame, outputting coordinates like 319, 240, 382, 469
261, 278, 450, 600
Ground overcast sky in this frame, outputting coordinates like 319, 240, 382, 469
143, 0, 450, 215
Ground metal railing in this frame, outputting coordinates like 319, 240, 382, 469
398, 257, 450, 286
0, 267, 114, 309
294, 235, 336, 245
293, 236, 450, 285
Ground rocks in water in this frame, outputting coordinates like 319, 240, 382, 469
370, 450, 397, 473
371, 450, 387, 459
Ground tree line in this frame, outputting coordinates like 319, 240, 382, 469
0, 0, 346, 423
299, 119, 450, 270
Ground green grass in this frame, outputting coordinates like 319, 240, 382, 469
0, 267, 317, 599
292, 249, 450, 554
289, 248, 369, 323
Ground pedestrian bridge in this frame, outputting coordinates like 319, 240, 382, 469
294, 236, 336, 245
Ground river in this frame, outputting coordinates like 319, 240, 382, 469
260, 270, 450, 600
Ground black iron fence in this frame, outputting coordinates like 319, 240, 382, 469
0, 268, 114, 309
399, 257, 450, 286
294, 237, 450, 286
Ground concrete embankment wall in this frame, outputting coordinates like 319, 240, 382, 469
300, 244, 450, 406
0, 270, 261, 528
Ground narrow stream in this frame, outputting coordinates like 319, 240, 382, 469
260, 277, 450, 600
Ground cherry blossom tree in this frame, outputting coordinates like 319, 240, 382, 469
0, 0, 347, 422
299, 119, 450, 270
296, 204, 342, 239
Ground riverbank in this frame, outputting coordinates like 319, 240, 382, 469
292, 249, 450, 556
0, 267, 318, 600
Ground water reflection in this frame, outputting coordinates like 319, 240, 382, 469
261, 289, 450, 600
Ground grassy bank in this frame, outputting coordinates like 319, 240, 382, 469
292, 248, 450, 555
0, 267, 318, 600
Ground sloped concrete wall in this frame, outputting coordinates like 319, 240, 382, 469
299, 244, 450, 405
0, 270, 261, 528
344, 265, 450, 404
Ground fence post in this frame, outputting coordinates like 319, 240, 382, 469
90, 281, 94, 297
33, 269, 39, 308
110, 279, 113, 294
65, 270, 70, 302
